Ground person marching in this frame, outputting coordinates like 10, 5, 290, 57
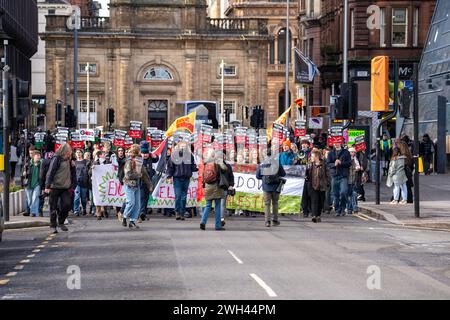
219, 150, 235, 227
305, 150, 330, 223
166, 141, 198, 221
256, 150, 286, 227
138, 141, 159, 223
116, 146, 127, 220
73, 149, 90, 216
122, 144, 152, 229
22, 150, 42, 217
347, 147, 362, 215
44, 144, 76, 234
90, 149, 111, 220
200, 148, 228, 231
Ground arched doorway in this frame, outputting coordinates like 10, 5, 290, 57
278, 89, 291, 116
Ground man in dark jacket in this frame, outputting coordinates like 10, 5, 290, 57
220, 150, 235, 226
166, 142, 198, 221
44, 144, 76, 233
256, 151, 286, 227
326, 141, 351, 216
419, 133, 434, 175
44, 130, 55, 154
138, 141, 159, 222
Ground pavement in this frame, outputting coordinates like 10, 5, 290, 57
3, 215, 50, 230
359, 174, 450, 230
0, 214, 449, 299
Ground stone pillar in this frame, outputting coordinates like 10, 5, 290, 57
118, 44, 131, 128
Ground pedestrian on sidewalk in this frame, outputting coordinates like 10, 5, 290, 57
381, 134, 392, 176
386, 147, 408, 205
122, 144, 152, 229
138, 141, 158, 223
44, 143, 76, 234
73, 149, 89, 216
326, 141, 351, 217
10, 144, 19, 182
419, 133, 435, 175
305, 150, 330, 223
166, 141, 198, 221
22, 150, 42, 217
347, 147, 362, 215
256, 150, 286, 227
398, 141, 414, 203
200, 148, 228, 231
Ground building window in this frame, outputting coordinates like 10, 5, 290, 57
79, 99, 96, 113
269, 40, 275, 64
392, 8, 408, 47
143, 67, 173, 80
350, 9, 355, 48
79, 63, 97, 75
278, 28, 291, 64
309, 38, 313, 58
222, 101, 236, 114
48, 9, 55, 15
309, 0, 314, 16
219, 64, 237, 77
380, 8, 386, 47
413, 7, 419, 47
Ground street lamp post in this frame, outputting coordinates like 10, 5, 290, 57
86, 63, 90, 129
285, 0, 290, 113
220, 59, 225, 132
2, 39, 10, 222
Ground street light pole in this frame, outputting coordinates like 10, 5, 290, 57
220, 59, 225, 132
343, 0, 349, 84
413, 63, 420, 217
284, 0, 290, 113
86, 62, 90, 129
2, 39, 10, 222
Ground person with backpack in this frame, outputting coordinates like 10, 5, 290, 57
44, 143, 76, 234
121, 144, 152, 229
305, 150, 330, 223
326, 141, 351, 217
166, 142, 198, 221
200, 148, 228, 231
73, 149, 90, 216
138, 141, 158, 223
256, 150, 286, 227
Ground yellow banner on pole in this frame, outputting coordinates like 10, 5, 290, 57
165, 111, 196, 138
371, 56, 389, 112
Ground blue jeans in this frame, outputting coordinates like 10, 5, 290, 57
347, 184, 358, 213
332, 176, 348, 215
73, 186, 88, 213
393, 183, 407, 201
123, 185, 141, 222
201, 198, 222, 230
173, 177, 190, 215
26, 185, 41, 216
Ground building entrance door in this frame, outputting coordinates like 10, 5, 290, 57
148, 100, 168, 130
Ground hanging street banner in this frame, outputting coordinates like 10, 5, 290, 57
294, 48, 320, 84
129, 121, 142, 139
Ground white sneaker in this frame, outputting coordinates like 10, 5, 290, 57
390, 200, 398, 204
399, 200, 407, 205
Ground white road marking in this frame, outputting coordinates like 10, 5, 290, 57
36, 245, 45, 248
354, 213, 369, 221
227, 250, 243, 264
27, 254, 35, 258
13, 265, 24, 270
357, 213, 377, 221
32, 249, 40, 253
0, 279, 10, 285
6, 272, 17, 277
20, 260, 30, 264
43, 241, 49, 244
250, 273, 277, 297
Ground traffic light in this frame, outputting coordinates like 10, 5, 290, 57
107, 108, 115, 124
16, 79, 30, 124
65, 105, 75, 128
250, 108, 257, 128
400, 87, 412, 118
56, 101, 62, 123
225, 108, 230, 123
331, 82, 358, 121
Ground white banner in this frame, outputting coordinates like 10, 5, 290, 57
234, 172, 304, 196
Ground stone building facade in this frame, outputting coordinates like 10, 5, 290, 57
226, 0, 299, 119
42, 0, 269, 130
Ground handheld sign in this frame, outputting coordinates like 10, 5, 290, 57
129, 121, 142, 139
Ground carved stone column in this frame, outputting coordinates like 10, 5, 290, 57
118, 43, 131, 128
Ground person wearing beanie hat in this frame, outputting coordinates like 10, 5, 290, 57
138, 140, 159, 223
280, 140, 295, 166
